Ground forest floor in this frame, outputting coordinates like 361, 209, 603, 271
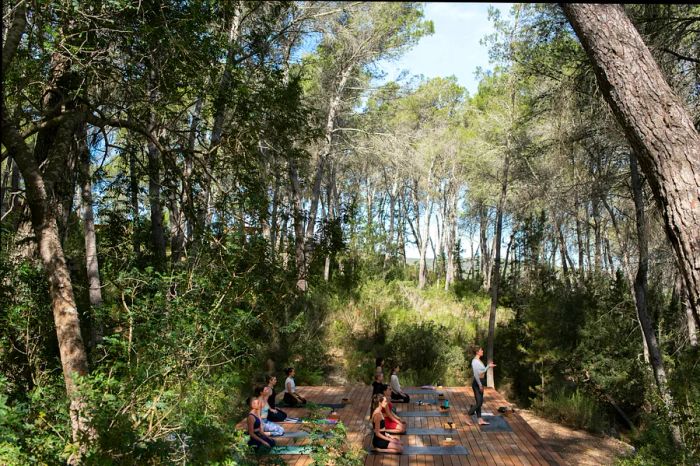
518, 409, 635, 465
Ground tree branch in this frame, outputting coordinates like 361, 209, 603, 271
2, 1, 27, 73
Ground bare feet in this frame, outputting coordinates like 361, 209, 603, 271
478, 420, 490, 425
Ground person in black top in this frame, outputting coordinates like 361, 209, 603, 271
265, 374, 287, 422
370, 394, 402, 453
246, 397, 275, 450
372, 371, 385, 395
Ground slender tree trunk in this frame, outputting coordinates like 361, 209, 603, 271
445, 188, 458, 290
184, 96, 203, 245
418, 190, 434, 290
575, 204, 584, 275
479, 203, 491, 289
78, 124, 103, 349
486, 154, 509, 389
169, 184, 184, 264
129, 147, 141, 257
269, 174, 280, 256
556, 221, 571, 278
604, 237, 615, 274
629, 153, 683, 447
288, 160, 307, 291
562, 2, 700, 320
501, 229, 515, 283
592, 197, 602, 273
147, 126, 166, 262
384, 175, 398, 268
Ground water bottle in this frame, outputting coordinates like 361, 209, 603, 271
443, 399, 449, 409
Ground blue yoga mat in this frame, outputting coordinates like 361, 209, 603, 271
279, 418, 338, 425
281, 431, 333, 439
278, 401, 346, 409
479, 415, 513, 432
266, 445, 315, 454
368, 445, 468, 455
402, 389, 442, 395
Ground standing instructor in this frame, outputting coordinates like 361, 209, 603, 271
468, 346, 496, 425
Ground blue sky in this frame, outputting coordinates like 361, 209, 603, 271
376, 2, 514, 97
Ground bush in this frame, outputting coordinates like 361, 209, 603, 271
533, 388, 609, 433
386, 321, 454, 385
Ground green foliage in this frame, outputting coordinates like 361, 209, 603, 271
533, 388, 609, 433
307, 422, 365, 466
0, 374, 71, 465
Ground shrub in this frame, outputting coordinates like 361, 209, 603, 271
533, 388, 608, 433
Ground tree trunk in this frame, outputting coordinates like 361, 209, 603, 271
556, 221, 571, 279
184, 95, 203, 245
384, 175, 398, 268
487, 154, 509, 389
147, 128, 166, 262
418, 188, 434, 290
629, 153, 683, 448
501, 229, 515, 283
676, 274, 698, 347
479, 203, 491, 289
562, 2, 700, 318
78, 124, 103, 349
445, 187, 458, 290
575, 197, 585, 276
129, 147, 141, 257
269, 174, 280, 256
288, 160, 307, 291
2, 112, 94, 461
169, 183, 184, 264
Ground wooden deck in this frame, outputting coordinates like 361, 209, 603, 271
238, 385, 564, 465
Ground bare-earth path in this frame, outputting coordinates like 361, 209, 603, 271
518, 409, 634, 465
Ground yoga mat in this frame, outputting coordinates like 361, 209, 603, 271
266, 445, 315, 454
411, 399, 441, 405
368, 446, 468, 455
402, 389, 442, 395
281, 431, 333, 439
398, 410, 450, 417
405, 428, 458, 435
479, 415, 513, 433
278, 401, 346, 409
279, 418, 338, 425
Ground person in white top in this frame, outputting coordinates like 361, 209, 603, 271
283, 367, 306, 407
467, 346, 496, 425
389, 364, 410, 403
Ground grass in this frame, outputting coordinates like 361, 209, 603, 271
533, 388, 609, 434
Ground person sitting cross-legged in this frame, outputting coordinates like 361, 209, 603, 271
283, 367, 307, 407
370, 394, 403, 454
246, 397, 275, 450
381, 384, 406, 434
264, 374, 288, 422
389, 364, 410, 403
254, 385, 284, 436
